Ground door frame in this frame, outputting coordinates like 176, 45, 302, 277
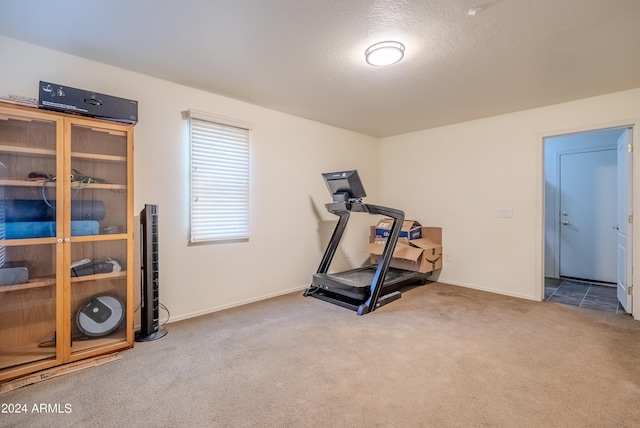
617, 129, 633, 312
537, 119, 640, 321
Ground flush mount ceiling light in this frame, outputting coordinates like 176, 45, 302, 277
365, 41, 405, 66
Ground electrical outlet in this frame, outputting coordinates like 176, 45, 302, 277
497, 208, 513, 218
444, 253, 451, 262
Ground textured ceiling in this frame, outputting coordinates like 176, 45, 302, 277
1, 0, 639, 137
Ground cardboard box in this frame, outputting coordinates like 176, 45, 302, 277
368, 226, 442, 274
373, 218, 422, 241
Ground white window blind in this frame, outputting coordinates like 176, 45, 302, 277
189, 110, 250, 242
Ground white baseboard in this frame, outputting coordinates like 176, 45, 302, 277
156, 279, 539, 326
437, 278, 538, 301
164, 285, 308, 324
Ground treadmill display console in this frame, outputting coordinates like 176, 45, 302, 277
322, 170, 366, 202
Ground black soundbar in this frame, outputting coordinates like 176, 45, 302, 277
38, 81, 138, 125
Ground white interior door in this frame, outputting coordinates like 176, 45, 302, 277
559, 149, 617, 282
617, 128, 633, 312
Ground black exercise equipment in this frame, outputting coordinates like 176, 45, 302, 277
304, 170, 429, 315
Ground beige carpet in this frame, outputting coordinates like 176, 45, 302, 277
2, 282, 640, 428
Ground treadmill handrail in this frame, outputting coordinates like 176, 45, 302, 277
356, 204, 404, 315
316, 209, 349, 274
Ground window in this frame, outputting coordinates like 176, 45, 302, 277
188, 110, 250, 242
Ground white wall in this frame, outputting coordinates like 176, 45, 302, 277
379, 89, 640, 315
0, 36, 380, 322
3, 35, 640, 321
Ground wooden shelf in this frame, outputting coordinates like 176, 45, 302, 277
71, 334, 128, 355
0, 179, 126, 190
0, 344, 56, 371
0, 337, 127, 372
0, 144, 55, 157
0, 179, 56, 187
70, 233, 128, 243
77, 124, 127, 137
0, 237, 57, 246
0, 144, 126, 162
0, 271, 127, 292
0, 234, 128, 247
71, 152, 127, 162
72, 182, 127, 191
70, 270, 127, 283
0, 277, 56, 293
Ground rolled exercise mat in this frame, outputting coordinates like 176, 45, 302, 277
5, 220, 99, 239
4, 200, 105, 222
69, 200, 106, 221
3, 199, 49, 222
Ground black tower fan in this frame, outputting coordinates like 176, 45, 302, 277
135, 204, 167, 341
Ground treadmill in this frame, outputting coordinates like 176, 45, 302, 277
304, 170, 430, 315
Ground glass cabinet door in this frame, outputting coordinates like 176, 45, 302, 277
68, 121, 130, 355
0, 109, 61, 371
68, 122, 129, 237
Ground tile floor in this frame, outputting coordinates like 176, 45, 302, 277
545, 277, 628, 315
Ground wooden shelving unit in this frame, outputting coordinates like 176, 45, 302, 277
0, 102, 134, 383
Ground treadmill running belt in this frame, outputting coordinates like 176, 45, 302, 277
327, 266, 409, 287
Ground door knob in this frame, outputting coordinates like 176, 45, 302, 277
562, 211, 569, 216
562, 220, 570, 225
613, 225, 620, 230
